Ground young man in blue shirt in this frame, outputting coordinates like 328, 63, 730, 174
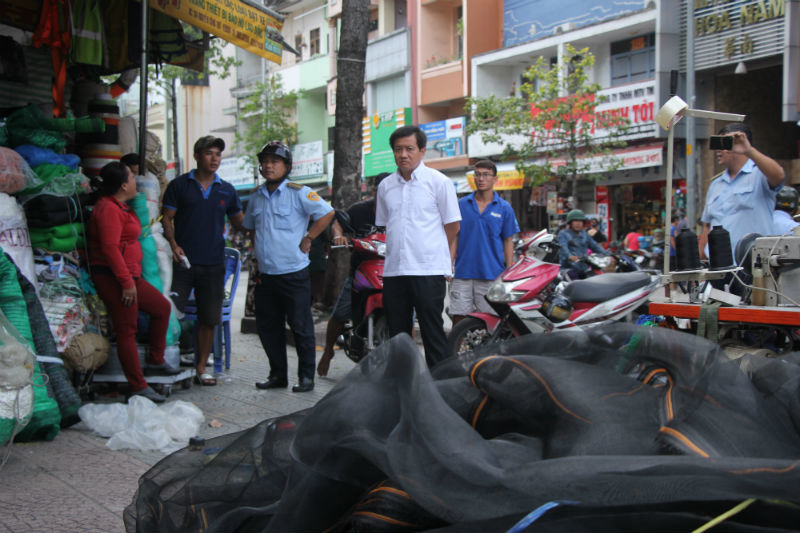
450, 160, 520, 325
243, 141, 334, 392
162, 136, 246, 386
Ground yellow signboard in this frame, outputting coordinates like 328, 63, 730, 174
466, 169, 525, 191
149, 0, 284, 64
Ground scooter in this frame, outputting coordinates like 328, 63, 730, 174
332, 213, 390, 363
446, 229, 661, 358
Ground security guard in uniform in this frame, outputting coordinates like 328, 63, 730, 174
243, 142, 334, 392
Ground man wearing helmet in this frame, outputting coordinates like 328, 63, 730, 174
243, 141, 335, 393
557, 209, 609, 278
163, 136, 246, 386
772, 186, 799, 235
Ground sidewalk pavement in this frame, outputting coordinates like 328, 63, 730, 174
0, 272, 360, 533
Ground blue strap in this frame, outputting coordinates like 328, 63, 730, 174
506, 501, 579, 533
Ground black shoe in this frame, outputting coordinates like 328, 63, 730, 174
131, 386, 166, 403
292, 377, 314, 393
144, 362, 182, 376
255, 376, 288, 390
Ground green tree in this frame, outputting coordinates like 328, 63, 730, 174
234, 73, 300, 166
467, 44, 629, 199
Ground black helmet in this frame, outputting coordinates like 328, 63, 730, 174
775, 186, 798, 213
258, 141, 293, 172
541, 293, 573, 323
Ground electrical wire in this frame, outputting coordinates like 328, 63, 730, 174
690, 498, 756, 533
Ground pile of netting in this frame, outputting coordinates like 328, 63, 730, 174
125, 325, 800, 532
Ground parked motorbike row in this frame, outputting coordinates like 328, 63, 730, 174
331, 210, 662, 363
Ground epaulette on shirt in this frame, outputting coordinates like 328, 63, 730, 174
286, 181, 303, 190
709, 170, 725, 183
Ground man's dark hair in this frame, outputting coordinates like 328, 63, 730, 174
120, 153, 139, 167
373, 172, 390, 189
718, 122, 753, 144
390, 125, 426, 150
671, 214, 680, 223
474, 160, 497, 175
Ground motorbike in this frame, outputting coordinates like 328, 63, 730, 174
332, 212, 390, 363
446, 229, 661, 358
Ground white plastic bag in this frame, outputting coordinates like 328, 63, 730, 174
77, 402, 128, 437
79, 396, 204, 453
0, 193, 37, 290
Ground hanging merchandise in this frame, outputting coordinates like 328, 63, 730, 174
69, 0, 104, 67
0, 193, 37, 289
32, 0, 71, 117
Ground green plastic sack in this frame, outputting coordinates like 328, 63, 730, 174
131, 194, 162, 293
29, 222, 86, 252
0, 252, 61, 441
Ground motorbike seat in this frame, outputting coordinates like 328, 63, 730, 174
562, 272, 652, 303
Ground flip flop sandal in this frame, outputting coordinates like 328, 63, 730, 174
193, 372, 217, 386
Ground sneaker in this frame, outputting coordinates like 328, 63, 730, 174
131, 385, 165, 403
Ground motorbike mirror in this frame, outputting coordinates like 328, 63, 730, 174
334, 210, 355, 234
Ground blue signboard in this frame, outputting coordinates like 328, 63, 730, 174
419, 117, 466, 160
504, 0, 643, 47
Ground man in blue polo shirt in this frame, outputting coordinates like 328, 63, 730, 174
451, 160, 519, 324
162, 136, 246, 386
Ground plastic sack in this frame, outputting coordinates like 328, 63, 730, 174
135, 172, 160, 221
80, 396, 203, 453
0, 147, 37, 194
0, 193, 37, 291
0, 310, 35, 451
14, 144, 80, 170
77, 402, 128, 437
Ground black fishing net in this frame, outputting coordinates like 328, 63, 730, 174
124, 325, 800, 532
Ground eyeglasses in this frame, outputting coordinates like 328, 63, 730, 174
474, 172, 495, 179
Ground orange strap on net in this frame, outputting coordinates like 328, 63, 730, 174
33, 0, 71, 117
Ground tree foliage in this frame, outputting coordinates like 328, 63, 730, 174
466, 44, 629, 197
234, 73, 300, 167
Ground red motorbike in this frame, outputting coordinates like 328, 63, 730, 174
332, 220, 390, 363
447, 229, 661, 358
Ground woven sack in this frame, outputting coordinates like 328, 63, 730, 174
62, 332, 109, 372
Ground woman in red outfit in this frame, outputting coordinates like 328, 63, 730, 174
89, 162, 176, 403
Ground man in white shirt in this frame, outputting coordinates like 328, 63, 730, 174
375, 125, 461, 366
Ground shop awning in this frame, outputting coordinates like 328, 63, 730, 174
148, 0, 285, 64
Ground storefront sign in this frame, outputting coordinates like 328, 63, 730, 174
420, 117, 466, 159
688, 0, 785, 71
291, 140, 324, 179
529, 79, 657, 145
595, 80, 658, 140
465, 168, 525, 191
217, 156, 256, 190
149, 0, 284, 64
362, 108, 412, 176
595, 185, 611, 240
548, 142, 663, 174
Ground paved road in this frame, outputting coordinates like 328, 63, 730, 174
0, 272, 358, 533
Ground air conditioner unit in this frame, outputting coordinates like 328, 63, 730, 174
555, 22, 577, 33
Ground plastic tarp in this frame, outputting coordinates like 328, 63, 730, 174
125, 326, 800, 532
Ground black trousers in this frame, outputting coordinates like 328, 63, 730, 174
383, 275, 447, 367
254, 268, 316, 380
